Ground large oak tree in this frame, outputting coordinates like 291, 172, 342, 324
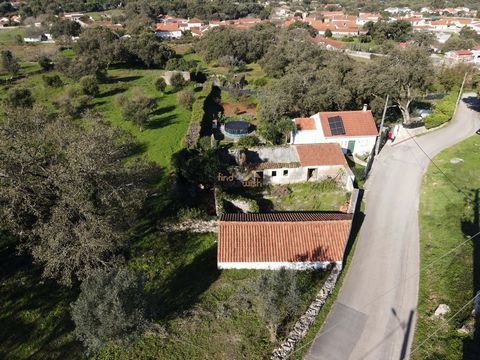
0, 106, 159, 286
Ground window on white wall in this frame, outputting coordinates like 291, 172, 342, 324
272, 171, 277, 177
283, 170, 288, 176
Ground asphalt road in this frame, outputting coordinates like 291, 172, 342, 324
305, 94, 480, 360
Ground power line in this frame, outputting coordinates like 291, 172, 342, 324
403, 127, 472, 200
287, 93, 476, 358
286, 229, 480, 359
410, 292, 479, 356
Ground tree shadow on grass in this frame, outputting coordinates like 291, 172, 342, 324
159, 242, 219, 316
151, 105, 176, 117
98, 87, 127, 98
147, 114, 177, 130
108, 75, 143, 84
0, 234, 83, 359
462, 189, 480, 360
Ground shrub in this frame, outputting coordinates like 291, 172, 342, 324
5, 87, 34, 108
253, 77, 268, 87
184, 81, 214, 148
38, 55, 53, 71
237, 135, 260, 148
424, 88, 459, 129
155, 77, 166, 93
53, 87, 91, 117
256, 269, 302, 340
198, 135, 212, 151
80, 75, 99, 97
171, 72, 188, 91
177, 89, 195, 110
42, 74, 63, 87
71, 267, 152, 354
324, 29, 333, 38
117, 88, 156, 128
177, 207, 208, 222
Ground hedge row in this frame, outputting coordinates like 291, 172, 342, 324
424, 87, 459, 129
184, 81, 214, 148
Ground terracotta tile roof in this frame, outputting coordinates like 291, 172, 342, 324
294, 117, 316, 130
218, 213, 353, 263
294, 143, 348, 167
155, 23, 181, 32
455, 49, 473, 56
319, 110, 378, 137
311, 36, 344, 49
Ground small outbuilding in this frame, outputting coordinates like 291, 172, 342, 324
217, 212, 353, 270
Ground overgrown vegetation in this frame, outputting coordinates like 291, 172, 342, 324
414, 136, 480, 359
424, 88, 459, 129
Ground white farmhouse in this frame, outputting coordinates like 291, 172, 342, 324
229, 143, 355, 190
289, 108, 378, 156
155, 23, 182, 39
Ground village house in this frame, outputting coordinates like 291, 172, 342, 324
445, 49, 475, 65
155, 23, 183, 38
356, 12, 382, 26
217, 212, 353, 270
289, 108, 378, 156
229, 143, 355, 190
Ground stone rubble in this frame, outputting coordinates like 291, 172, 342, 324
433, 304, 451, 318
161, 220, 218, 233
271, 264, 342, 360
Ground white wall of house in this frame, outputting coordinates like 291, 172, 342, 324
291, 129, 377, 156
260, 165, 354, 189
156, 30, 182, 39
326, 135, 377, 156
218, 261, 338, 270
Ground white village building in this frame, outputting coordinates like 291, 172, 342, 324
229, 143, 355, 190
289, 108, 378, 156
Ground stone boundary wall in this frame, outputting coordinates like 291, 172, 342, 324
270, 264, 342, 360
270, 188, 360, 359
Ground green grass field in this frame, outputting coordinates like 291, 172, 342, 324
0, 61, 331, 359
263, 182, 349, 212
93, 68, 192, 168
413, 135, 480, 359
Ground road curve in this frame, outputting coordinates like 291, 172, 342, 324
305, 94, 480, 360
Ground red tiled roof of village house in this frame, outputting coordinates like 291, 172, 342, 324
155, 23, 181, 32
294, 143, 348, 167
218, 213, 353, 263
188, 18, 203, 23
456, 49, 473, 56
310, 36, 344, 49
294, 117, 316, 130
236, 17, 261, 23
319, 110, 378, 137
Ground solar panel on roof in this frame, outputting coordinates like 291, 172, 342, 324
328, 116, 346, 135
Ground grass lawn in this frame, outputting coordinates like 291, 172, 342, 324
0, 234, 83, 359
413, 135, 480, 359
92, 67, 192, 169
92, 231, 328, 359
236, 181, 349, 212
263, 182, 349, 212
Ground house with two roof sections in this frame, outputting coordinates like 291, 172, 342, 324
228, 143, 355, 190
289, 108, 378, 156
217, 212, 354, 270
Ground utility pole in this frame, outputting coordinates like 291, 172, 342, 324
375, 95, 389, 156
452, 71, 467, 119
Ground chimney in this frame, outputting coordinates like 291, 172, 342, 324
362, 104, 368, 111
